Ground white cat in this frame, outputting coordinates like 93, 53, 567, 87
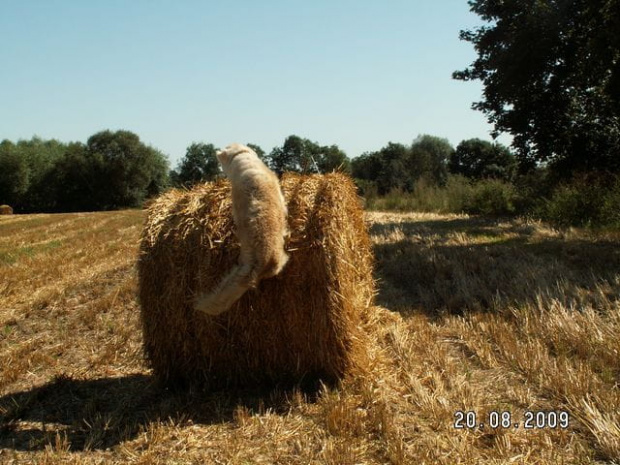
194, 143, 289, 315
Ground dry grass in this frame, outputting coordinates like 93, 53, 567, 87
1, 209, 619, 464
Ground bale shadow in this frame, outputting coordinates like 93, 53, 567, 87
370, 217, 620, 315
0, 374, 319, 452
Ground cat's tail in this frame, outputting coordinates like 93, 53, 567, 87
194, 264, 255, 316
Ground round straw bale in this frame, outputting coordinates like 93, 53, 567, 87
138, 173, 375, 389
0, 205, 13, 215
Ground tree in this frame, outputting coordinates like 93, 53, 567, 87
49, 142, 95, 212
0, 140, 29, 209
450, 139, 517, 181
268, 135, 311, 174
352, 151, 383, 182
268, 135, 350, 174
316, 145, 351, 173
454, 0, 620, 175
85, 130, 169, 209
174, 143, 219, 187
0, 137, 69, 212
376, 143, 413, 195
410, 135, 453, 186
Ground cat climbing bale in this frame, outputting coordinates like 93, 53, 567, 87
138, 170, 375, 389
194, 144, 289, 316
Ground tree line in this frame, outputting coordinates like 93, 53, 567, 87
0, 131, 515, 213
0, 131, 168, 213
169, 134, 517, 200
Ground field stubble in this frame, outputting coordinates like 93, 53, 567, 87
0, 209, 618, 464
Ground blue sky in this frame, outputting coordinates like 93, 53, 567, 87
1, 1, 508, 167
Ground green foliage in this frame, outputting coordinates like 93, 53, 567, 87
542, 184, 597, 228
410, 135, 453, 186
353, 178, 378, 199
601, 182, 620, 227
84, 130, 169, 210
511, 169, 553, 214
268, 135, 350, 175
352, 152, 383, 182
465, 179, 517, 216
0, 132, 169, 213
0, 137, 67, 212
174, 143, 219, 187
352, 136, 454, 195
450, 139, 517, 181
0, 140, 29, 207
455, 0, 620, 175
539, 173, 620, 228
376, 143, 413, 195
316, 144, 351, 173
367, 175, 473, 213
51, 142, 96, 212
368, 175, 517, 217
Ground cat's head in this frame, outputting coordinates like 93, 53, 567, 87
216, 143, 254, 175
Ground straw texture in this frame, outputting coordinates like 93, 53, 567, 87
138, 173, 375, 388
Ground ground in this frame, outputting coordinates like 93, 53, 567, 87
0, 210, 618, 464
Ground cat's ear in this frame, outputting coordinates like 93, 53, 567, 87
216, 149, 230, 169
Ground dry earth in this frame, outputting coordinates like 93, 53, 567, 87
0, 209, 619, 464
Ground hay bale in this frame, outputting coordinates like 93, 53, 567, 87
138, 173, 375, 389
0, 205, 13, 215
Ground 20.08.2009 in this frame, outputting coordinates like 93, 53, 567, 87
454, 410, 570, 430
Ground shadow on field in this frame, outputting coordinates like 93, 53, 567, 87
0, 374, 312, 451
370, 217, 620, 315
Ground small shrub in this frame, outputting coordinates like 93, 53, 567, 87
464, 179, 517, 216
600, 180, 620, 227
540, 173, 619, 228
442, 175, 474, 213
542, 184, 596, 228
354, 179, 378, 209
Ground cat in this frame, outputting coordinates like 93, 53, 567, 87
194, 143, 289, 315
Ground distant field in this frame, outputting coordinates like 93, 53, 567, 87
1, 210, 619, 464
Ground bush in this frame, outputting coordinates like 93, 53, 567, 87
541, 173, 620, 228
464, 179, 517, 216
442, 175, 474, 212
366, 175, 474, 213
601, 181, 620, 227
542, 184, 597, 228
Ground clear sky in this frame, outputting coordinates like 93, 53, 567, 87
0, 0, 509, 167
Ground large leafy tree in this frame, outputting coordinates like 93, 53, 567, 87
268, 135, 315, 174
316, 144, 351, 173
450, 138, 517, 181
454, 0, 620, 174
375, 143, 413, 195
352, 151, 383, 182
410, 135, 453, 186
174, 143, 220, 187
268, 135, 350, 174
84, 130, 169, 210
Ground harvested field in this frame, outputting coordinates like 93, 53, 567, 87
1, 209, 619, 464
